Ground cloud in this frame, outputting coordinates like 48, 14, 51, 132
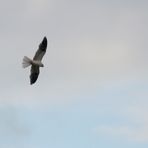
0, 0, 148, 107
94, 125, 148, 142
0, 106, 30, 139
26, 0, 52, 17
93, 103, 148, 143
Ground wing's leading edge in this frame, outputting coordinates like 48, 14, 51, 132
33, 37, 47, 61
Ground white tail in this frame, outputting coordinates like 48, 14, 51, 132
22, 56, 32, 68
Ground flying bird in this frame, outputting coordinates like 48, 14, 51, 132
22, 37, 48, 85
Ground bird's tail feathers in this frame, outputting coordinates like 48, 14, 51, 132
22, 56, 32, 68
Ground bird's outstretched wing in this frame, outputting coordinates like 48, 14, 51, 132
30, 65, 40, 85
30, 37, 47, 85
33, 37, 47, 61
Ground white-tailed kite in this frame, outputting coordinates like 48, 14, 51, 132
22, 37, 48, 85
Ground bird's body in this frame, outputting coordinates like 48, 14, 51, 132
22, 37, 47, 85
31, 60, 44, 67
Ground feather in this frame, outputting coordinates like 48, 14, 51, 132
33, 37, 47, 61
30, 65, 40, 85
22, 56, 32, 68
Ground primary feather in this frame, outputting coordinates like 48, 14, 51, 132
33, 37, 47, 61
30, 65, 40, 84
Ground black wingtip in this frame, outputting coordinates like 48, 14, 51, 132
43, 36, 47, 40
43, 36, 47, 44
30, 73, 39, 85
39, 36, 47, 51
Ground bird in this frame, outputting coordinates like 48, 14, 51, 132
22, 37, 48, 85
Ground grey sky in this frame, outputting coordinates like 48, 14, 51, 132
0, 0, 148, 147
0, 0, 148, 104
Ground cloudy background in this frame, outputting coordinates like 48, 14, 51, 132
0, 0, 148, 147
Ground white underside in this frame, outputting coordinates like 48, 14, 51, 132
22, 56, 43, 68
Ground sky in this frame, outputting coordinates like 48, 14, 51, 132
0, 0, 148, 147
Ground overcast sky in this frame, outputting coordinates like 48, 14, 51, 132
0, 0, 148, 147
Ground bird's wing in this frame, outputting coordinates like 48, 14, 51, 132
33, 37, 47, 61
30, 65, 40, 85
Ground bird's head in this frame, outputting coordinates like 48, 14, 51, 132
41, 63, 44, 67
38, 61, 44, 67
